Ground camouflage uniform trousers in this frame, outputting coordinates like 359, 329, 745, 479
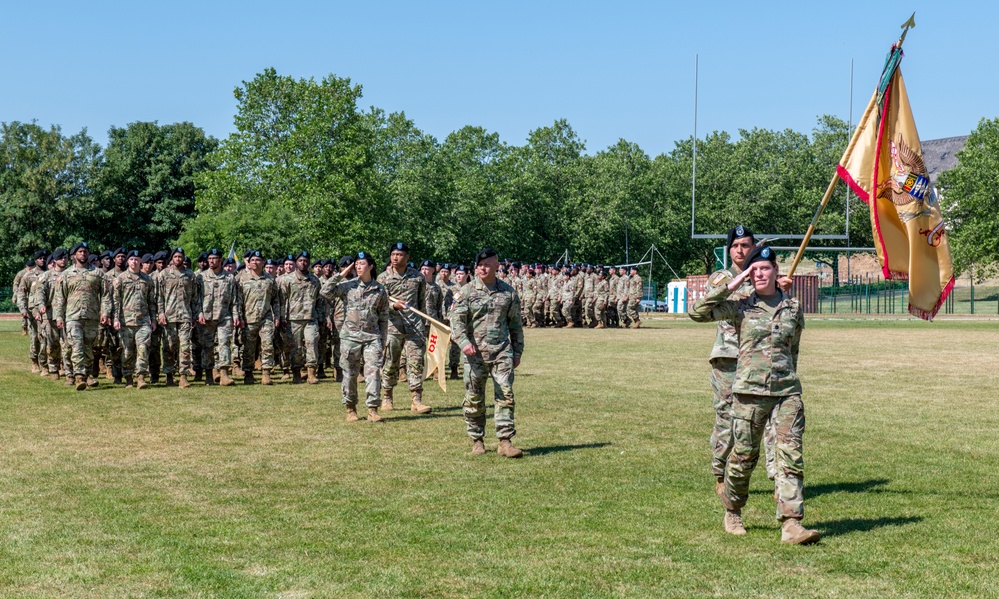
709, 358, 777, 482
340, 338, 384, 407
532, 298, 546, 327
289, 320, 319, 369
278, 324, 293, 373
120, 324, 152, 377
616, 298, 631, 326
162, 321, 193, 376
200, 320, 233, 372
462, 353, 516, 441
722, 392, 805, 522
231, 326, 243, 371
65, 319, 100, 377
521, 299, 535, 327
549, 300, 565, 327
40, 319, 63, 374
627, 296, 642, 324
582, 296, 595, 326
381, 331, 425, 392
593, 298, 607, 326
26, 317, 41, 364
242, 319, 276, 371
560, 299, 576, 326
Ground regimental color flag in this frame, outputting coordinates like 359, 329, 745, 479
836, 42, 954, 320
424, 319, 451, 392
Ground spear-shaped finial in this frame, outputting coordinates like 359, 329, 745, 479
898, 12, 916, 47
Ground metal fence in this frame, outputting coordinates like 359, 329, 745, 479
816, 274, 999, 316
0, 286, 15, 312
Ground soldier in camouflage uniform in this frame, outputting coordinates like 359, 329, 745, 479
191, 252, 209, 381
278, 251, 321, 384
615, 269, 631, 327
17, 249, 49, 373
113, 250, 157, 389
13, 260, 33, 336
627, 266, 643, 328
377, 242, 431, 414
593, 269, 610, 328
54, 242, 111, 391
197, 248, 241, 386
689, 245, 819, 545
559, 270, 578, 328
102, 247, 128, 384
312, 259, 331, 380
158, 248, 200, 388
547, 267, 564, 327
444, 264, 466, 379
420, 260, 444, 321
581, 265, 596, 327
450, 248, 525, 458
148, 251, 168, 383
237, 250, 281, 385
321, 252, 389, 422
533, 265, 548, 327
520, 267, 538, 328
33, 249, 69, 381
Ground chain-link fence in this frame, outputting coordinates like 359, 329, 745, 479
0, 287, 16, 313
817, 273, 999, 316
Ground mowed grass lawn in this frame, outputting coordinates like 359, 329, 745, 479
0, 317, 997, 598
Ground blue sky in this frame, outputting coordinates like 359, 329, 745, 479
4, 1, 995, 155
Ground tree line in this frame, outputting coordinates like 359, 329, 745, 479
3, 67, 995, 293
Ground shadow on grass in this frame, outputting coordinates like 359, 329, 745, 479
808, 478, 891, 498
814, 515, 922, 538
525, 442, 612, 457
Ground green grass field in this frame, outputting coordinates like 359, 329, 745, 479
1, 317, 997, 598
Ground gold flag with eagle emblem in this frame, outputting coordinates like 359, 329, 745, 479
835, 41, 954, 320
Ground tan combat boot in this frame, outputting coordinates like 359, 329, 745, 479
280, 370, 291, 381
595, 322, 606, 329
307, 367, 319, 384
261, 369, 273, 385
74, 375, 88, 391
232, 365, 244, 378
178, 374, 191, 389
65, 374, 75, 387
497, 439, 523, 458
632, 321, 642, 329
565, 322, 575, 328
31, 361, 41, 374
219, 368, 235, 386
345, 406, 359, 422
724, 510, 747, 535
136, 375, 148, 389
471, 439, 486, 455
87, 376, 99, 388
781, 519, 820, 545
105, 363, 114, 380
367, 407, 383, 423
50, 372, 61, 382
382, 388, 394, 411
124, 375, 134, 389
410, 390, 432, 414
715, 480, 725, 498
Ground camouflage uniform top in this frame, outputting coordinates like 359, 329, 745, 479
701, 266, 754, 361
376, 267, 427, 335
615, 274, 630, 299
438, 279, 458, 318
450, 277, 524, 363
689, 284, 804, 397
237, 271, 281, 324
278, 271, 320, 322
521, 276, 537, 303
594, 277, 609, 299
113, 270, 157, 326
32, 268, 65, 321
560, 276, 577, 302
424, 279, 444, 321
547, 275, 562, 300
12, 267, 30, 312
17, 267, 45, 316
582, 273, 595, 299
158, 266, 200, 323
198, 269, 240, 322
608, 273, 619, 301
320, 274, 389, 343
54, 264, 110, 322
628, 274, 644, 299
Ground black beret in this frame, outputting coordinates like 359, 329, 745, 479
87, 254, 98, 265
51, 248, 68, 261
511, 261, 521, 268
455, 264, 469, 273
33, 249, 50, 260
207, 248, 222, 258
112, 247, 127, 257
246, 249, 262, 259
125, 249, 140, 259
474, 248, 498, 265
265, 258, 277, 266
222, 258, 235, 266
197, 251, 208, 261
25, 259, 33, 266
70, 242, 89, 255
141, 253, 154, 264
311, 259, 323, 268
744, 245, 777, 268
726, 225, 755, 251
183, 256, 192, 266
153, 251, 168, 262
243, 250, 254, 259
296, 250, 310, 260
172, 247, 185, 257
420, 259, 434, 269
355, 251, 374, 265
407, 262, 414, 268
390, 242, 409, 253
99, 250, 111, 259
441, 263, 452, 270
285, 254, 295, 262
339, 255, 356, 268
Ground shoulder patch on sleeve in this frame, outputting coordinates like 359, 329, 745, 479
709, 272, 728, 286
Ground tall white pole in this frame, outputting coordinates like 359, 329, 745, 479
690, 54, 698, 238
846, 59, 854, 283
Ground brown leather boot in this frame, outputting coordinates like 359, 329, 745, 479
75, 375, 88, 391
781, 519, 820, 545
471, 439, 486, 455
382, 388, 394, 411
31, 361, 41, 374
178, 374, 191, 389
124, 375, 134, 389
87, 376, 99, 388
292, 369, 303, 384
261, 369, 273, 385
595, 322, 606, 329
497, 439, 523, 458
367, 407, 383, 423
212, 368, 220, 384
724, 510, 747, 535
136, 375, 148, 389
65, 375, 75, 387
566, 322, 576, 328
49, 372, 60, 382
219, 368, 235, 386
281, 370, 291, 381
307, 367, 319, 384
410, 390, 431, 414
345, 406, 359, 422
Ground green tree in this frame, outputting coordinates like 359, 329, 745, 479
91, 121, 217, 253
939, 117, 999, 279
0, 121, 101, 281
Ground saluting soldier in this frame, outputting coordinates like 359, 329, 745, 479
376, 242, 431, 414
113, 250, 157, 389
54, 242, 111, 391
450, 248, 525, 458
197, 248, 241, 386
278, 250, 321, 384
158, 248, 200, 388
321, 251, 389, 422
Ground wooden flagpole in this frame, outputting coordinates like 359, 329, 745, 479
388, 296, 451, 333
